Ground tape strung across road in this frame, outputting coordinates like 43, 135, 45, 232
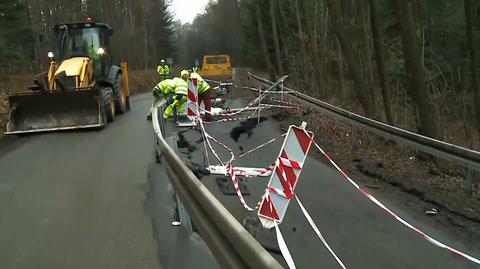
312, 139, 480, 266
200, 116, 346, 267
296, 195, 347, 269
237, 133, 286, 160
183, 77, 480, 267
193, 83, 348, 267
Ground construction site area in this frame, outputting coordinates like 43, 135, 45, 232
1, 1, 480, 268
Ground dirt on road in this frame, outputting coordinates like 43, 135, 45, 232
236, 72, 480, 251
270, 96, 480, 244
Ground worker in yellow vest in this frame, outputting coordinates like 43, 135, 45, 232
163, 77, 188, 119
157, 59, 170, 80
147, 78, 174, 120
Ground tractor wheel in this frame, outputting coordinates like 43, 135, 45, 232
103, 88, 115, 122
154, 148, 161, 163
126, 96, 131, 111
114, 73, 127, 114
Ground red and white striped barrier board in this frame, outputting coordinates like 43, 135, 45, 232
187, 78, 198, 120
258, 122, 314, 229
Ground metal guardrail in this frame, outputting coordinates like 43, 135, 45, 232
248, 72, 480, 193
152, 104, 283, 269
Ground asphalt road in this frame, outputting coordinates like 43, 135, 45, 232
164, 90, 480, 268
0, 94, 219, 269
1, 91, 479, 269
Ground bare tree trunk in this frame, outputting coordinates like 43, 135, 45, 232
256, 0, 275, 81
464, 0, 480, 137
269, 0, 284, 75
143, 4, 148, 70
369, 0, 394, 125
336, 37, 345, 99
277, 0, 291, 72
397, 0, 438, 138
295, 0, 308, 79
312, 0, 324, 96
326, 0, 376, 117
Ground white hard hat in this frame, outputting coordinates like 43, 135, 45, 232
180, 70, 190, 80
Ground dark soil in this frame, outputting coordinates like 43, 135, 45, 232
274, 102, 480, 242
241, 75, 480, 243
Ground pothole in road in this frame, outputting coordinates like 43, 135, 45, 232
230, 117, 267, 142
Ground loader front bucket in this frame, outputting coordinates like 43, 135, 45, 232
5, 90, 106, 134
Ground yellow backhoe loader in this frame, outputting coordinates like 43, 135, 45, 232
5, 19, 131, 134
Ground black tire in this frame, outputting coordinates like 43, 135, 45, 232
113, 73, 127, 114
126, 96, 131, 111
102, 88, 115, 122
154, 138, 161, 163
154, 149, 161, 163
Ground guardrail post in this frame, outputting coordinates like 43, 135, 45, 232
257, 86, 261, 124
176, 194, 193, 231
280, 79, 284, 102
159, 104, 166, 138
167, 136, 193, 231
465, 168, 475, 195
351, 125, 357, 149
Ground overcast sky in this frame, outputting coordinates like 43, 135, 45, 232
170, 0, 210, 24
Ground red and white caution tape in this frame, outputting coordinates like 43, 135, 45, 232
296, 195, 347, 269
198, 116, 345, 268
312, 140, 480, 266
216, 104, 298, 118
226, 162, 266, 211
265, 97, 304, 109
275, 220, 297, 269
200, 124, 225, 165
237, 133, 286, 160
274, 195, 349, 269
242, 86, 296, 95
212, 117, 251, 123
199, 118, 263, 211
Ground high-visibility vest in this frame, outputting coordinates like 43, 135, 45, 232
157, 65, 170, 75
153, 79, 174, 95
190, 72, 210, 93
172, 77, 188, 95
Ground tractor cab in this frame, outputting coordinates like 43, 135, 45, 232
53, 21, 113, 82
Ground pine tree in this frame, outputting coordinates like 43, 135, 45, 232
0, 0, 34, 64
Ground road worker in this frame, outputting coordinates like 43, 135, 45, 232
192, 65, 199, 73
180, 70, 212, 121
147, 78, 174, 120
163, 77, 188, 120
157, 59, 170, 80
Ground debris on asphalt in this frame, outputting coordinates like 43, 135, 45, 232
426, 208, 438, 216
216, 176, 250, 195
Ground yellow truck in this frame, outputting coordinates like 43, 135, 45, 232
197, 54, 232, 81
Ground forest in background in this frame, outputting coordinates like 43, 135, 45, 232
0, 0, 174, 72
177, 0, 480, 150
1, 0, 480, 150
